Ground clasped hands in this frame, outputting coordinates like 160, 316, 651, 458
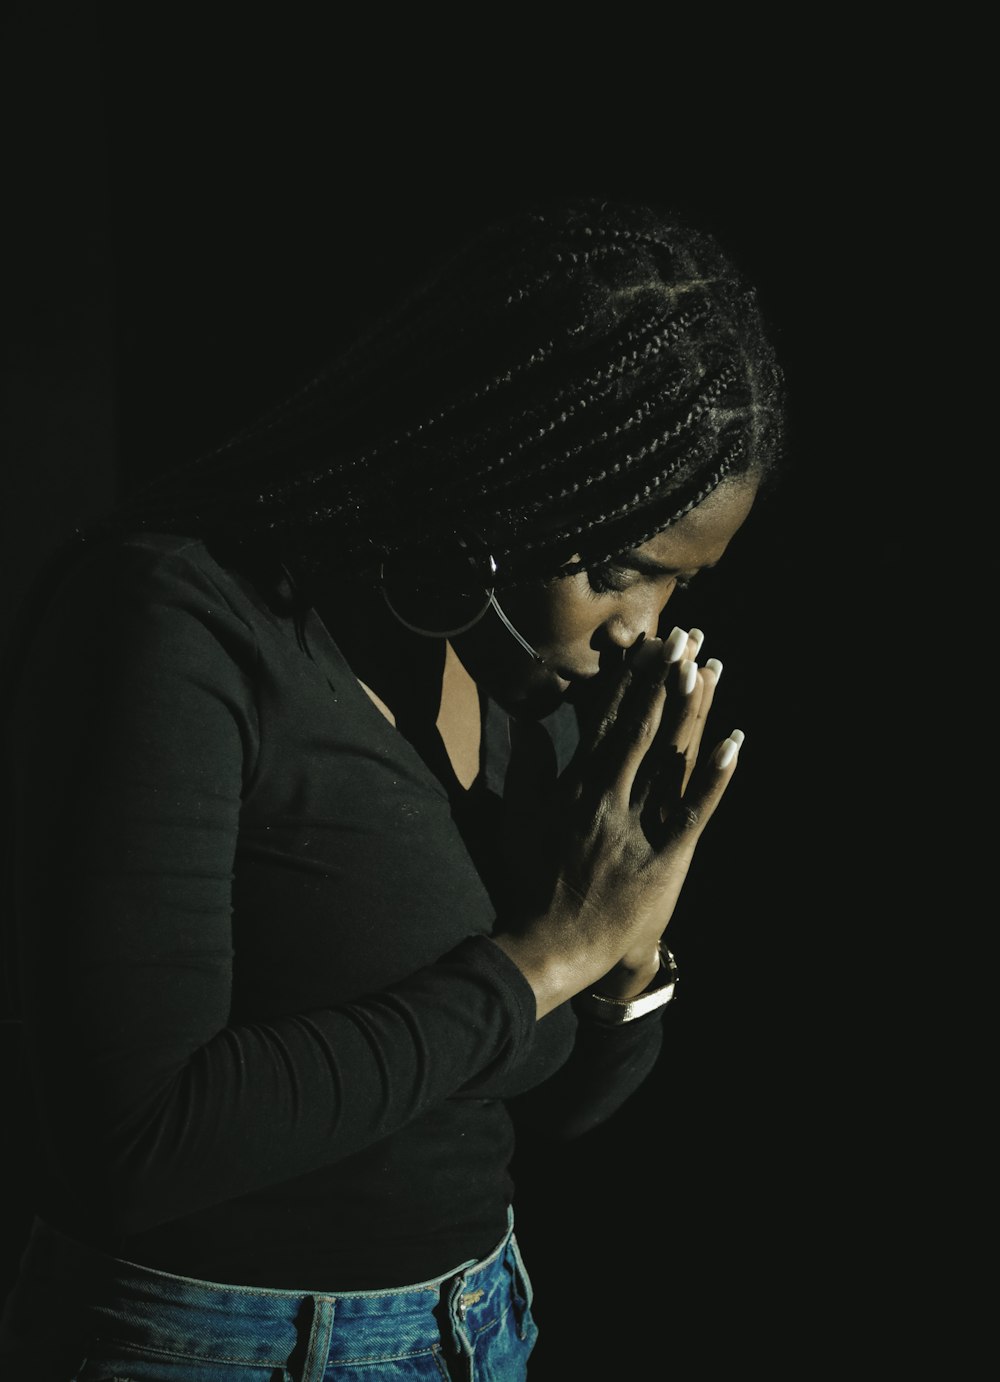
492, 627, 743, 1015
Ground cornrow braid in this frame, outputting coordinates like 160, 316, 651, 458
448, 308, 702, 496
415, 302, 695, 485
477, 362, 738, 513
73, 198, 785, 596
505, 439, 749, 584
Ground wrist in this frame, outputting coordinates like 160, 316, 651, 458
575, 945, 678, 1024
590, 944, 663, 1001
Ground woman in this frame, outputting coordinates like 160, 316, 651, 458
0, 198, 784, 1379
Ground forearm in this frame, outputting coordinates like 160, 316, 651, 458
27, 936, 535, 1236
506, 1006, 666, 1143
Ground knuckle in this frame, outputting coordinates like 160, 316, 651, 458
595, 710, 617, 739
632, 714, 656, 742
592, 796, 622, 837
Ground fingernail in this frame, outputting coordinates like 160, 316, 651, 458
689, 628, 705, 655
679, 659, 698, 695
663, 626, 688, 662
713, 733, 743, 769
729, 728, 745, 747
705, 657, 723, 682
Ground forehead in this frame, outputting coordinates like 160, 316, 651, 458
629, 477, 759, 568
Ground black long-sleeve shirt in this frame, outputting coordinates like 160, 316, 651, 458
8, 531, 665, 1289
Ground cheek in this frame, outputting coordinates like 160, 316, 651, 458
517, 577, 600, 648
653, 585, 679, 634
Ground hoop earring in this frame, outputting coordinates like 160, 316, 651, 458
379, 547, 497, 638
379, 532, 545, 664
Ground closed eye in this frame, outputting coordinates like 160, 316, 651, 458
585, 562, 641, 596
585, 562, 698, 597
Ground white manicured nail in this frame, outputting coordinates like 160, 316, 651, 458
689, 628, 705, 655
705, 657, 723, 682
729, 728, 745, 746
679, 659, 698, 695
663, 626, 688, 662
714, 735, 741, 768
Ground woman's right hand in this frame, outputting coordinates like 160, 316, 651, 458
491, 629, 744, 1018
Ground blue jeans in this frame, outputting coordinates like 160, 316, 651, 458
0, 1211, 538, 1380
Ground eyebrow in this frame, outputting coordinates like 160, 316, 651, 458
617, 555, 719, 577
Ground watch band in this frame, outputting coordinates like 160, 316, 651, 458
575, 946, 678, 1024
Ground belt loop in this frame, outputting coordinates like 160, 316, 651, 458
440, 1271, 474, 1382
294, 1294, 336, 1382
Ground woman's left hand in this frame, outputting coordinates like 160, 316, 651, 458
500, 628, 727, 1000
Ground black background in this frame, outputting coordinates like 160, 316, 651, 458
3, 6, 931, 1375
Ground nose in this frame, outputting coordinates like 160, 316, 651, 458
600, 588, 672, 652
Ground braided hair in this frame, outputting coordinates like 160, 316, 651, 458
84, 197, 786, 590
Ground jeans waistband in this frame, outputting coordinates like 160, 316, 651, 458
1, 1209, 530, 1378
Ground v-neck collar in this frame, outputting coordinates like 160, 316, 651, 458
298, 588, 506, 810
204, 539, 511, 809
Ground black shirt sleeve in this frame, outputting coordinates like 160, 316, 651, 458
11, 537, 537, 1236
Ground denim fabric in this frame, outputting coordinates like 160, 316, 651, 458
0, 1212, 538, 1381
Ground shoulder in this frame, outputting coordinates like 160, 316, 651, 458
14, 530, 273, 701
42, 530, 284, 638
72, 530, 253, 606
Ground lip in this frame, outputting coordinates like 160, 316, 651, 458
554, 668, 598, 684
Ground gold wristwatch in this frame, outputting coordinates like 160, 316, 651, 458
574, 945, 678, 1024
